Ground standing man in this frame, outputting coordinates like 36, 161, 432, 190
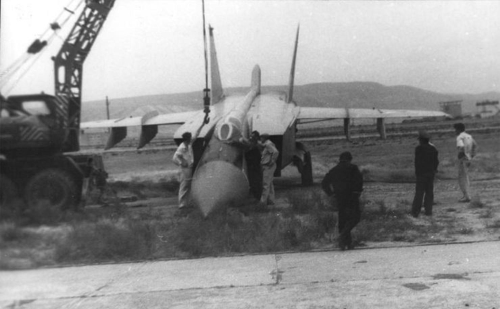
321, 151, 363, 250
239, 131, 263, 200
454, 123, 477, 202
259, 133, 279, 208
173, 124, 204, 211
411, 130, 439, 217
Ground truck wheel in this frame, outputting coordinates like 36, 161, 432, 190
0, 174, 19, 211
25, 169, 78, 210
301, 151, 313, 186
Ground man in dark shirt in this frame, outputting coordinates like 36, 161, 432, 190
238, 131, 263, 200
411, 130, 439, 217
322, 151, 364, 250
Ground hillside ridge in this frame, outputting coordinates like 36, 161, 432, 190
82, 82, 500, 121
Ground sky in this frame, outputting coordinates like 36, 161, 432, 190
1, 0, 500, 102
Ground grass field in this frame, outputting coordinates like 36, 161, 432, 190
1, 128, 499, 270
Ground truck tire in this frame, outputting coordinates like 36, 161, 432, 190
24, 169, 78, 210
0, 174, 19, 211
301, 151, 313, 186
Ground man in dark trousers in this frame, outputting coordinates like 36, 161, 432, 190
322, 151, 364, 250
238, 131, 263, 200
411, 130, 439, 217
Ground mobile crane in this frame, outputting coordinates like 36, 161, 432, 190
0, 0, 115, 210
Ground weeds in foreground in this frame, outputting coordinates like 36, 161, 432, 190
354, 199, 446, 243
486, 219, 500, 229
55, 218, 158, 263
286, 188, 330, 213
0, 222, 30, 242
169, 190, 338, 258
1, 191, 339, 269
0, 184, 495, 270
52, 206, 338, 265
0, 223, 70, 269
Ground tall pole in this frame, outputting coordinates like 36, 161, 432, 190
106, 96, 110, 133
106, 96, 110, 120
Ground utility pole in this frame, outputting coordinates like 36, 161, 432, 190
106, 96, 110, 120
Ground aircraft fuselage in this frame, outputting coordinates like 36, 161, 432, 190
175, 80, 300, 215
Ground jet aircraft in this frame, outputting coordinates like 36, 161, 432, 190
81, 26, 449, 216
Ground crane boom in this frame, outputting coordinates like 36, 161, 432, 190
54, 0, 115, 152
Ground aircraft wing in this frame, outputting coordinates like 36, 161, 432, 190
297, 107, 449, 123
80, 110, 200, 129
80, 110, 205, 149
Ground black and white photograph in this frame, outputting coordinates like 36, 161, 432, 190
1, 0, 499, 307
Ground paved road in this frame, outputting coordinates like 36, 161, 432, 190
1, 241, 499, 309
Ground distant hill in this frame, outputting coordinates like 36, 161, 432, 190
81, 82, 500, 122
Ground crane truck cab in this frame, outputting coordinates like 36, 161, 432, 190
0, 94, 86, 211
0, 94, 67, 156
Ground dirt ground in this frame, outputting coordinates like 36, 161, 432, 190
98, 128, 500, 247
2, 126, 497, 306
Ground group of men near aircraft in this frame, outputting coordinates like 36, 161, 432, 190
173, 128, 279, 214
321, 122, 477, 250
410, 122, 477, 217
173, 122, 478, 251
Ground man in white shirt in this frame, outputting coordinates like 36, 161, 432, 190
259, 134, 279, 208
173, 125, 204, 210
454, 123, 477, 203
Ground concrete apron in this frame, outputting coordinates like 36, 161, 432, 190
1, 241, 499, 308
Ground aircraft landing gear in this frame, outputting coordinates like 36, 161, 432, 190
301, 151, 313, 186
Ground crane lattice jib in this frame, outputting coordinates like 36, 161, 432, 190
54, 0, 115, 153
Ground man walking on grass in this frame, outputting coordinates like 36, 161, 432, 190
411, 130, 439, 217
454, 123, 477, 203
321, 151, 363, 250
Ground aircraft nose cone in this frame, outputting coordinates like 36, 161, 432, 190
191, 161, 249, 216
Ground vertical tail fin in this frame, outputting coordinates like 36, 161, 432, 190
286, 25, 300, 103
209, 25, 224, 104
